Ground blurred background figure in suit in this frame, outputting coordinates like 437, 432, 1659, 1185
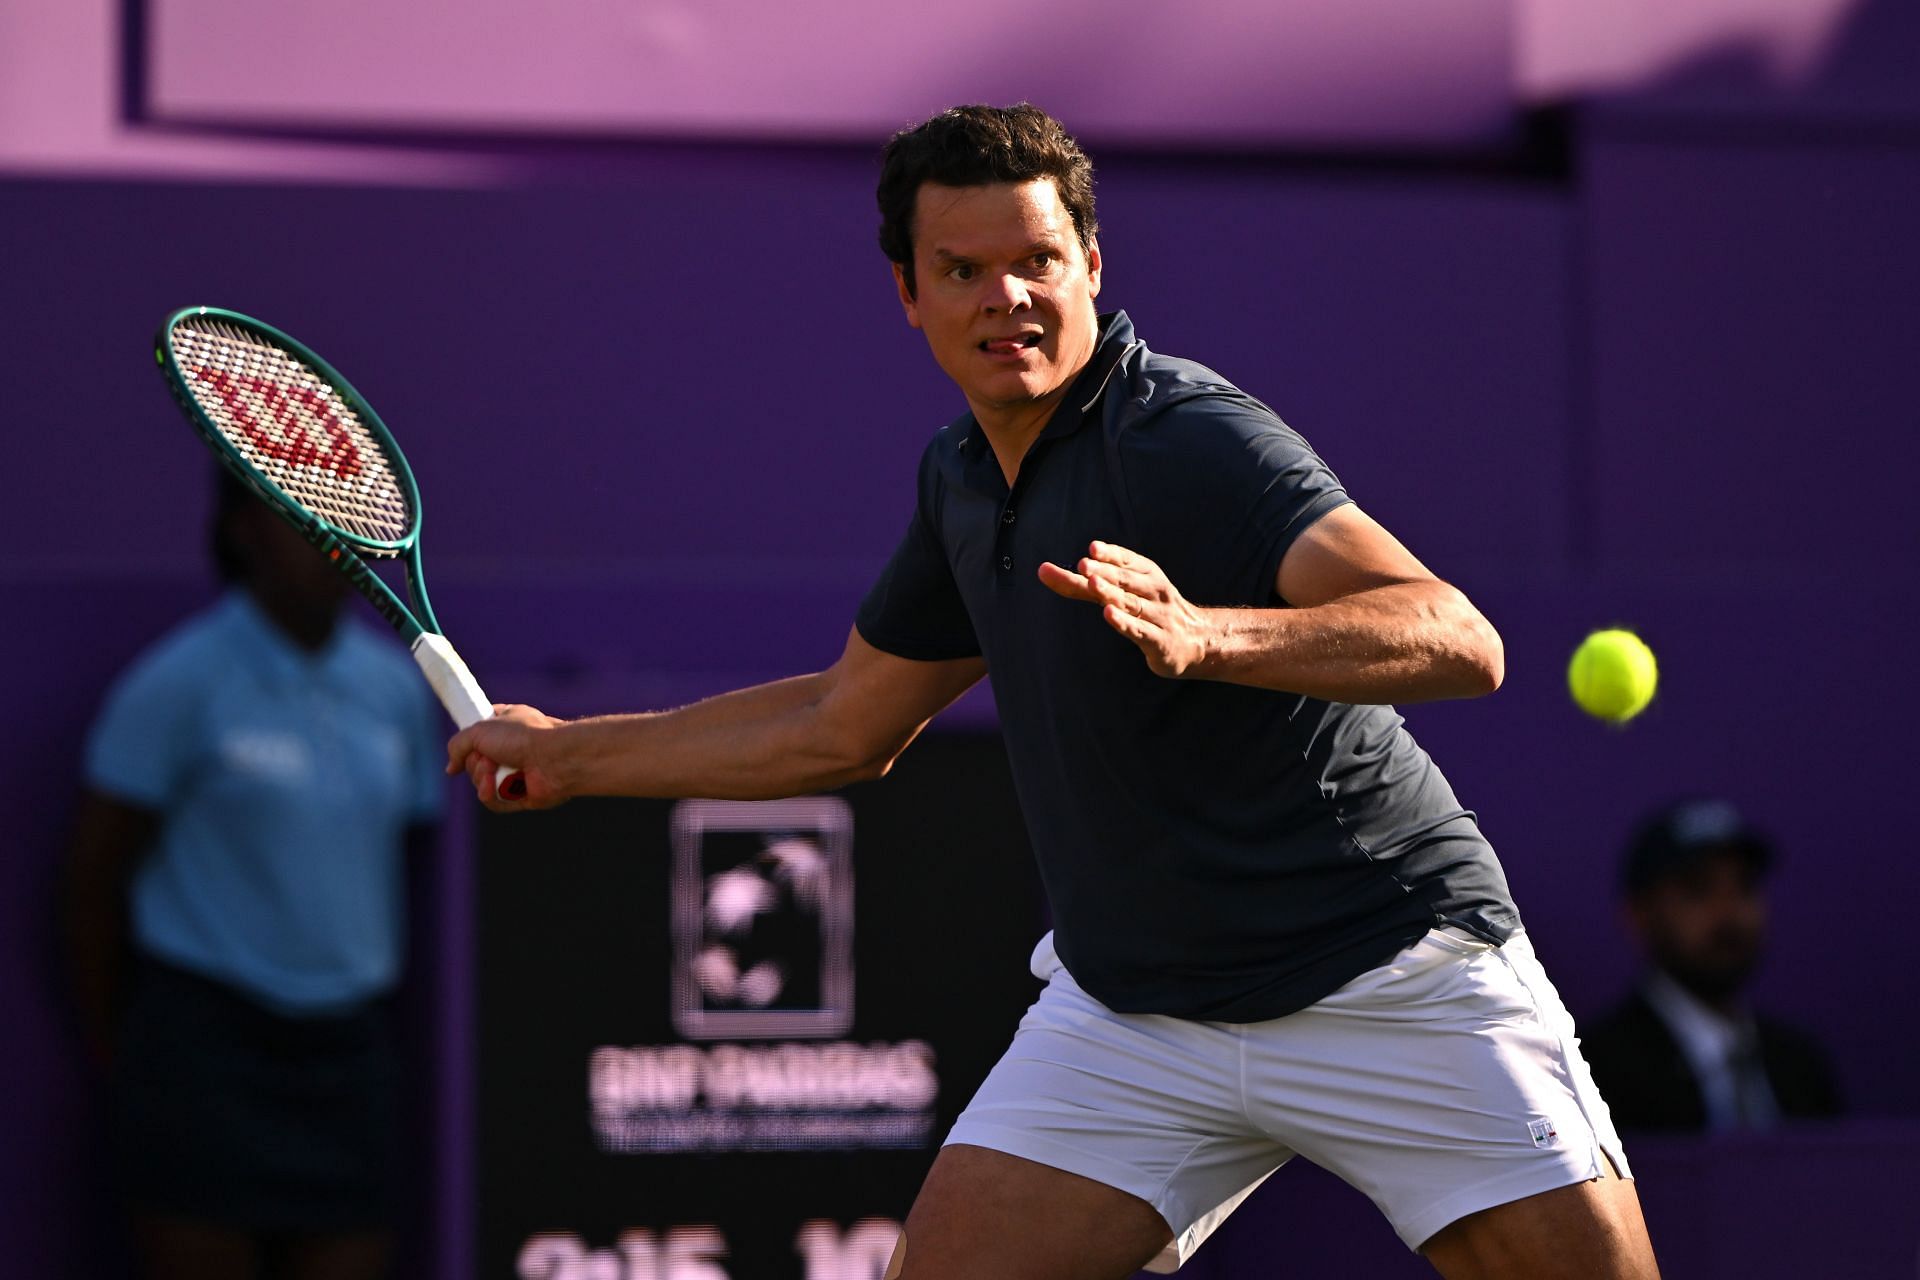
63, 469, 443, 1280
1582, 799, 1843, 1134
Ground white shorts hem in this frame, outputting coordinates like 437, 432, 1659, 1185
1395, 1145, 1634, 1252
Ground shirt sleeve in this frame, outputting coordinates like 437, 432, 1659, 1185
1120, 391, 1351, 605
854, 503, 981, 662
84, 643, 203, 810
1235, 406, 1352, 600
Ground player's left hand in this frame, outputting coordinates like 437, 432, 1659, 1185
1038, 541, 1214, 678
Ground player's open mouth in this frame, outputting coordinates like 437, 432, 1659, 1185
980, 333, 1044, 354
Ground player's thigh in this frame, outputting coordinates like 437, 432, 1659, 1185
1420, 1155, 1658, 1280
886, 1143, 1173, 1280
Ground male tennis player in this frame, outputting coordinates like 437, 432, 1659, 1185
451, 105, 1660, 1279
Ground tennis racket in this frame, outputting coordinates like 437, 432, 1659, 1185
155, 305, 525, 800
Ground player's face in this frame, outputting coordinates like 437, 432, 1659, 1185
1631, 852, 1768, 1006
893, 179, 1102, 425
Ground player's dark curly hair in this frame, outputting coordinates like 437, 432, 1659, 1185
877, 104, 1098, 298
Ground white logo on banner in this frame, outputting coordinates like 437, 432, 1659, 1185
672, 797, 854, 1040
588, 796, 940, 1153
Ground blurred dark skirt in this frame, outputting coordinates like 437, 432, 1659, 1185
113, 957, 401, 1232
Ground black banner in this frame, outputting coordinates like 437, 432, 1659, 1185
477, 733, 1045, 1279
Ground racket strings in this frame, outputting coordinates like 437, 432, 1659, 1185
173, 319, 413, 549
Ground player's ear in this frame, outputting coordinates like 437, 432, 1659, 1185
891, 262, 922, 329
1085, 235, 1102, 298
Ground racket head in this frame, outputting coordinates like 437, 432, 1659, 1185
155, 307, 422, 558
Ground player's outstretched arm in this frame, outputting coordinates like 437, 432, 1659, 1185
1038, 504, 1502, 704
447, 629, 985, 811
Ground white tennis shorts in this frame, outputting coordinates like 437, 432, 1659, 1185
946, 927, 1629, 1272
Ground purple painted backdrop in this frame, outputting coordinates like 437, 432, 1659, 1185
5, 7, 1919, 1272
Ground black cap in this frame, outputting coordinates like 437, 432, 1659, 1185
1622, 798, 1775, 895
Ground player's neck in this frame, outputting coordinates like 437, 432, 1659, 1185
969, 345, 1098, 486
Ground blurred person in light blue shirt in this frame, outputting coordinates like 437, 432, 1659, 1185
65, 468, 443, 1280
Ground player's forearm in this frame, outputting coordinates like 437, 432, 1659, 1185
1193, 581, 1503, 704
545, 674, 888, 801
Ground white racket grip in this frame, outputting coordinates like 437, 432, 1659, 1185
411, 633, 523, 798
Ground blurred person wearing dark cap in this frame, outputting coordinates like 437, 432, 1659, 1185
1580, 799, 1842, 1134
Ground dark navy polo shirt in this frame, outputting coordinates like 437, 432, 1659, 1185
857, 311, 1519, 1022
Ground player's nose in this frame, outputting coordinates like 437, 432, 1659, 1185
983, 272, 1032, 314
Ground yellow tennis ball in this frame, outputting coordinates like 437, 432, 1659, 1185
1568, 629, 1658, 723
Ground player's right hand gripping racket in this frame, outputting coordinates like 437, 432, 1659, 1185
155, 306, 525, 800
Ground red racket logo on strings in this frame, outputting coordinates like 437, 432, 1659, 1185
189, 367, 366, 479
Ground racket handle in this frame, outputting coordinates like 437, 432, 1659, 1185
411, 633, 526, 801
495, 764, 526, 801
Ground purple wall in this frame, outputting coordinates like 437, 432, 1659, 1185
6, 20, 1919, 1269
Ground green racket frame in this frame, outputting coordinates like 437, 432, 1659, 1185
154, 305, 522, 797
154, 305, 444, 644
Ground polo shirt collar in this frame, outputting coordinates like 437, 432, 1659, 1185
1035, 310, 1141, 443
952, 311, 1142, 484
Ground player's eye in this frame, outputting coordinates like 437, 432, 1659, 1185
948, 263, 975, 281
1030, 253, 1055, 270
